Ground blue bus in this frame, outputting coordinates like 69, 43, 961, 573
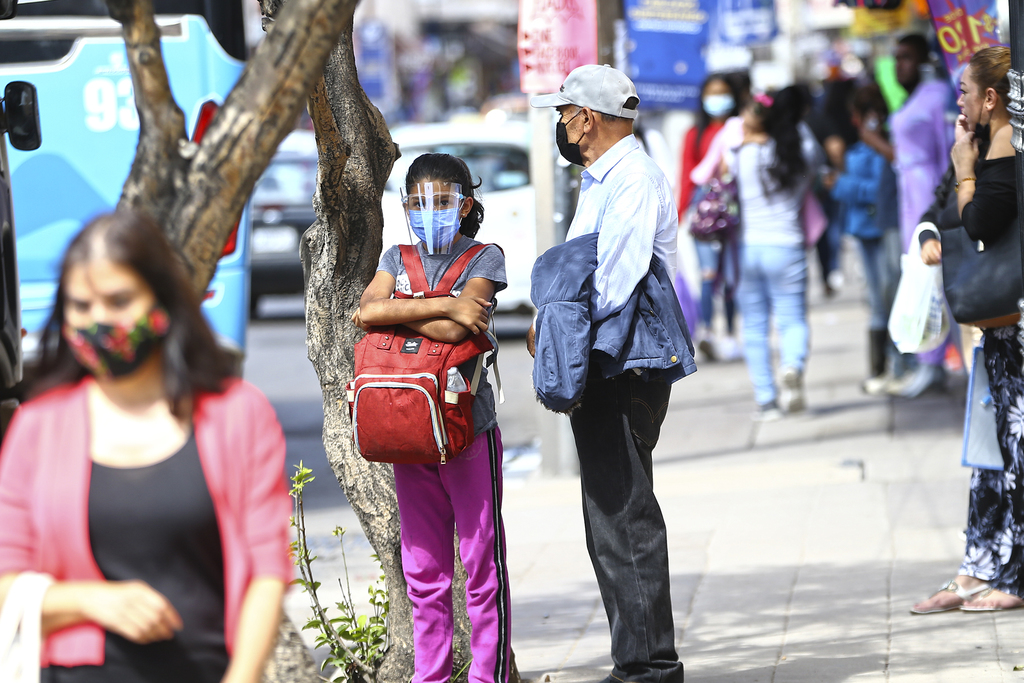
0, 10, 251, 362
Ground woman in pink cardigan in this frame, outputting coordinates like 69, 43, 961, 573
0, 210, 292, 683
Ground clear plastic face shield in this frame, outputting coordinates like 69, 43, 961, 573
401, 182, 466, 255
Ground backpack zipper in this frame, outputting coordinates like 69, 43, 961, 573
353, 381, 447, 458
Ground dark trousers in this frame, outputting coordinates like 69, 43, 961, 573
569, 367, 684, 683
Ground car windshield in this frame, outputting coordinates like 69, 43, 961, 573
387, 144, 529, 194
254, 159, 317, 207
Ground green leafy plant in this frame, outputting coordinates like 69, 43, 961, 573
290, 463, 389, 683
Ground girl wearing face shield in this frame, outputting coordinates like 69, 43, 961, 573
354, 154, 512, 683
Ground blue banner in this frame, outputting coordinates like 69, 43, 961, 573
716, 0, 777, 45
625, 0, 711, 109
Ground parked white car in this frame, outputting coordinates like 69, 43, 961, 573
382, 121, 536, 313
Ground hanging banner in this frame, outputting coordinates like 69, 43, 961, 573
517, 0, 598, 93
625, 0, 711, 108
850, 3, 912, 36
716, 0, 777, 45
926, 0, 1000, 77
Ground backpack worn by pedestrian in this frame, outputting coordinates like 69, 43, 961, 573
348, 244, 495, 464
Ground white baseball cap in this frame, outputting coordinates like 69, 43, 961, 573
531, 64, 640, 120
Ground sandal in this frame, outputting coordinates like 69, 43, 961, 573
960, 587, 1024, 612
910, 579, 991, 614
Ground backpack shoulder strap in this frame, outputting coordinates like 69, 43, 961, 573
398, 244, 431, 298
435, 243, 490, 295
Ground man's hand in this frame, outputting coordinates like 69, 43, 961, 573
921, 238, 942, 265
444, 296, 492, 335
527, 324, 536, 357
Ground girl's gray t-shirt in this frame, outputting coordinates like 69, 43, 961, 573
376, 237, 507, 437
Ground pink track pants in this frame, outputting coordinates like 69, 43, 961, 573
393, 427, 512, 683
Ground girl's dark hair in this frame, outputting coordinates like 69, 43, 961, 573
31, 209, 234, 416
764, 85, 808, 191
696, 74, 741, 146
406, 153, 485, 238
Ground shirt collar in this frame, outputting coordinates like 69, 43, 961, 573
583, 135, 639, 183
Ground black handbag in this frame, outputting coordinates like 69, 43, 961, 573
941, 220, 1023, 325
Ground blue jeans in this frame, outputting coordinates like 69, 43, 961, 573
738, 244, 809, 405
856, 237, 887, 331
695, 240, 736, 332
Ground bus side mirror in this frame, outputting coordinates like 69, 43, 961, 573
0, 0, 16, 21
3, 82, 41, 151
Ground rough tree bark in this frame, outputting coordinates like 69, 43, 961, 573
108, 0, 353, 291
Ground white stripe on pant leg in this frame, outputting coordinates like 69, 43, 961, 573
488, 429, 511, 683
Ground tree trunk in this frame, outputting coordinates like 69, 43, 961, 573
291, 22, 417, 683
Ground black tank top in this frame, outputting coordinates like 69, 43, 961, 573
44, 434, 229, 683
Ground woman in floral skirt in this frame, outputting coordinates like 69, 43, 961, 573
911, 46, 1024, 612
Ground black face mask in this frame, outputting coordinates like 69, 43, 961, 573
975, 122, 991, 144
556, 110, 585, 166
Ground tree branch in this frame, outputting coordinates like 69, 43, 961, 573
174, 0, 358, 292
105, 0, 188, 225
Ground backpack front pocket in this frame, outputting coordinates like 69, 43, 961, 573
350, 373, 447, 464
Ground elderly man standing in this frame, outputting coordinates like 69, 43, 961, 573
529, 65, 688, 683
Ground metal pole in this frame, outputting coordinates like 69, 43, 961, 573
1010, 0, 1024, 358
531, 106, 579, 476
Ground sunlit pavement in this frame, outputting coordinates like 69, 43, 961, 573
246, 252, 1012, 681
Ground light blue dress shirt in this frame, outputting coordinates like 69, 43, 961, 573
566, 135, 678, 322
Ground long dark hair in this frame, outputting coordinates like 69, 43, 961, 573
764, 86, 808, 191
696, 74, 741, 147
31, 209, 234, 416
406, 153, 485, 238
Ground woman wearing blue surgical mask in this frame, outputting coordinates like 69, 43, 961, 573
679, 74, 742, 363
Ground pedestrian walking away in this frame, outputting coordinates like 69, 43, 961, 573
908, 46, 1024, 614
353, 152, 512, 683
0, 210, 291, 683
729, 87, 821, 420
530, 64, 693, 683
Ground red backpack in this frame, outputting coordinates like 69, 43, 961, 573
348, 244, 494, 464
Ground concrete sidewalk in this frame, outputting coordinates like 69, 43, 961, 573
504, 290, 1019, 683
287, 279, 1021, 682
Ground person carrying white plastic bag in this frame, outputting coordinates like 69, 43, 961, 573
888, 222, 950, 353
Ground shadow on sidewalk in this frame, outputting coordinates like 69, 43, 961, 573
514, 558, 1020, 682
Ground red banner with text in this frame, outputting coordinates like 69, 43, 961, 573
926, 0, 1001, 79
517, 0, 598, 93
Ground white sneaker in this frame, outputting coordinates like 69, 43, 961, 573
862, 373, 893, 396
716, 335, 743, 362
827, 270, 845, 292
778, 367, 806, 414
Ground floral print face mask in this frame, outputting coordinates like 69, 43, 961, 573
63, 306, 171, 380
